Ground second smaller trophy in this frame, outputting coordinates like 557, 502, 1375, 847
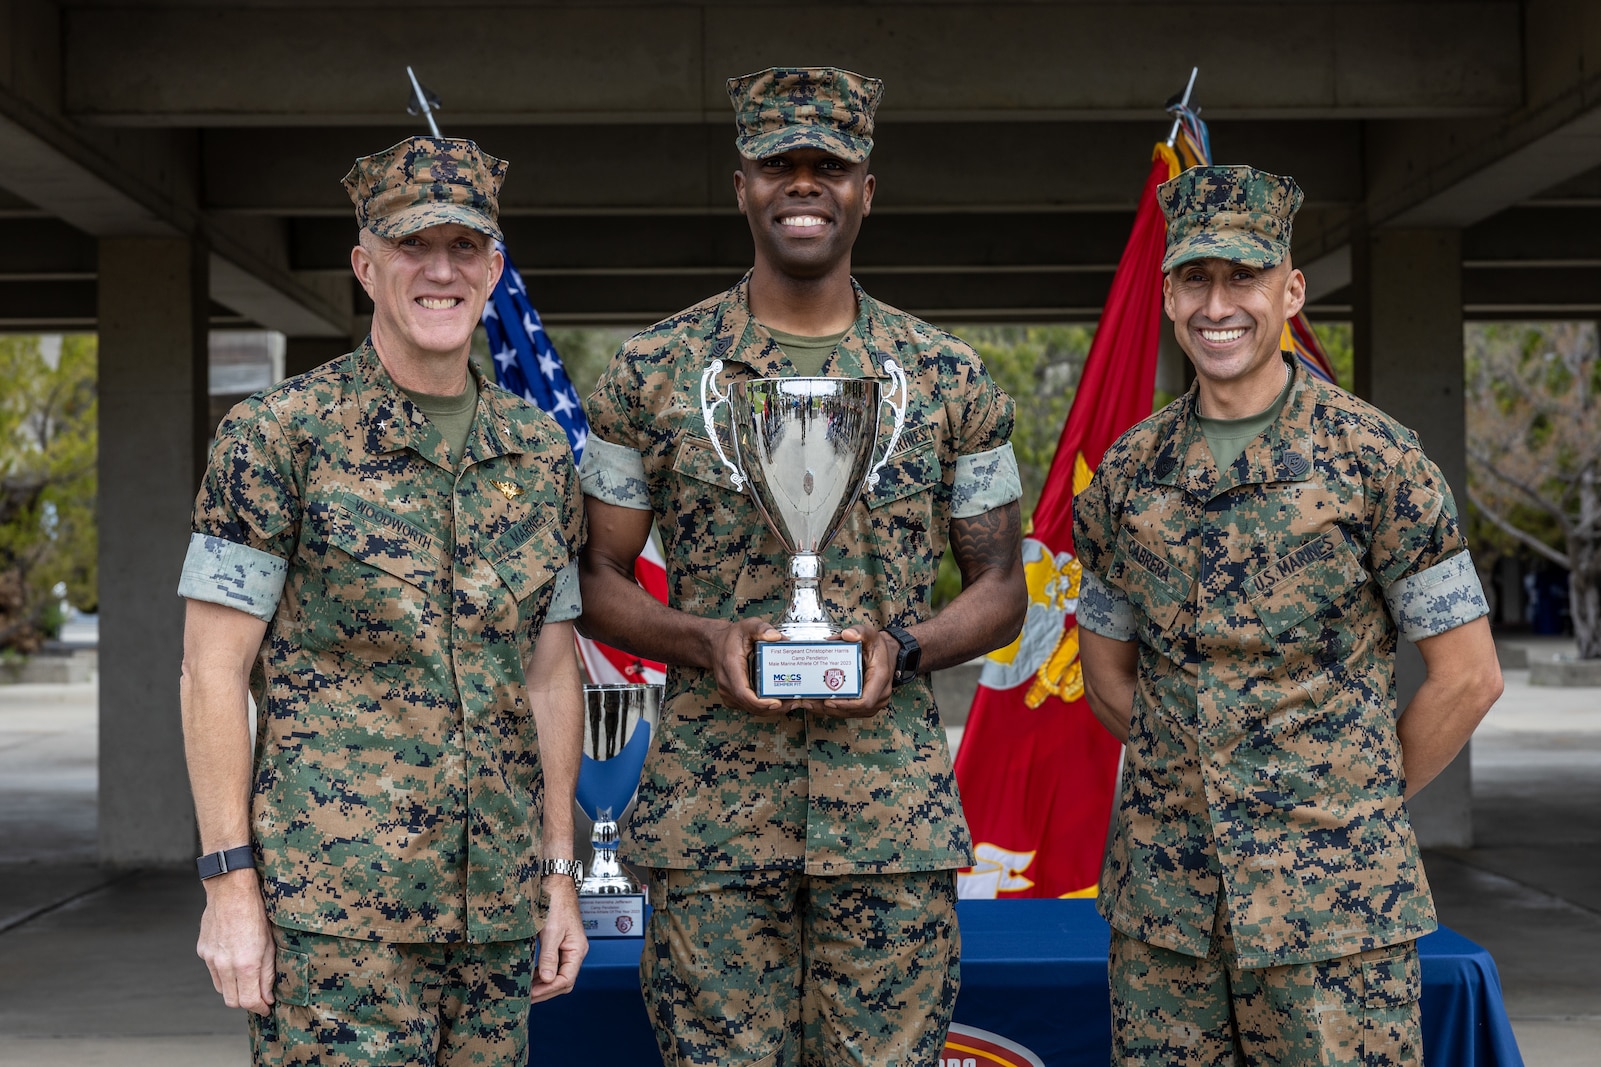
575, 683, 659, 939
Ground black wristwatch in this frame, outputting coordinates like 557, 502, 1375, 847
884, 625, 922, 687
196, 845, 255, 881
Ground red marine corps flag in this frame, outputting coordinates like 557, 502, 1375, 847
953, 88, 1209, 899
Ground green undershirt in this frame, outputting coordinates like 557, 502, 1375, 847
764, 324, 850, 376
402, 373, 479, 468
1196, 367, 1293, 472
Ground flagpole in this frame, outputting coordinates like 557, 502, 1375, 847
1166, 67, 1199, 147
407, 66, 442, 137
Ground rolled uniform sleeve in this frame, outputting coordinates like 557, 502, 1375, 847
1078, 568, 1136, 641
1368, 445, 1489, 641
1069, 463, 1136, 640
578, 435, 651, 510
949, 349, 1021, 517
545, 439, 589, 624
545, 561, 582, 623
952, 442, 1022, 518
178, 398, 301, 621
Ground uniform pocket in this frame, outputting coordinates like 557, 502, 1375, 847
1109, 527, 1191, 631
858, 424, 939, 609
275, 947, 312, 1007
487, 517, 566, 603
863, 422, 939, 509
1362, 942, 1421, 1009
1247, 527, 1369, 637
311, 499, 446, 657
672, 434, 741, 493
326, 498, 445, 591
1361, 942, 1422, 1066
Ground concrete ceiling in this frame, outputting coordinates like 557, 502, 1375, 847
1, 0, 1600, 332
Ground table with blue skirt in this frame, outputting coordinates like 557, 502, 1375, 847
528, 899, 1524, 1066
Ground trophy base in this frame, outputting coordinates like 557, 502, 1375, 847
753, 640, 863, 699
579, 892, 647, 939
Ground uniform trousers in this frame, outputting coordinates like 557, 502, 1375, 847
641, 867, 961, 1067
248, 924, 533, 1067
1108, 912, 1422, 1067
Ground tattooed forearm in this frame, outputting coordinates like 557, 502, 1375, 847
951, 500, 1022, 585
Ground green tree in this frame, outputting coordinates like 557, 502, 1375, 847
958, 325, 1095, 523
930, 325, 1095, 604
1464, 321, 1600, 658
1309, 320, 1355, 392
0, 335, 98, 651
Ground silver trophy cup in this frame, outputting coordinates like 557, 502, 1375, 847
700, 363, 907, 698
576, 683, 659, 894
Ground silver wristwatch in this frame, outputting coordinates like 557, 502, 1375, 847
540, 858, 583, 884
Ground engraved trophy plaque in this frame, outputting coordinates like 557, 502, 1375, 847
700, 363, 907, 700
575, 683, 658, 938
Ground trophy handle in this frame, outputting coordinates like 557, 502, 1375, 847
699, 358, 746, 492
865, 357, 909, 490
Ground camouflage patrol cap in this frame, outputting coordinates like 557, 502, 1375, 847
1158, 165, 1303, 272
342, 136, 506, 241
727, 67, 883, 163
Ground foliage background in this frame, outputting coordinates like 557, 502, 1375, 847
0, 335, 98, 652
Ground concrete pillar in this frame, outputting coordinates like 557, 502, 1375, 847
283, 336, 350, 379
1352, 227, 1474, 849
97, 237, 209, 867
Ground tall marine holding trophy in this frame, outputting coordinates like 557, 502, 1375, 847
577, 66, 1028, 1066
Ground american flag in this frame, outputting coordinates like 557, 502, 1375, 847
482, 244, 667, 686
482, 243, 588, 459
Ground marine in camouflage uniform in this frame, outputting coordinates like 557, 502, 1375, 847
1072, 165, 1504, 1066
578, 68, 1026, 1066
177, 136, 588, 1067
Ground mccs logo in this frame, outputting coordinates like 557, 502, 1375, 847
941, 1024, 1044, 1067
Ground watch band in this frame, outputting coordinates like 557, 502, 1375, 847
540, 858, 584, 884
884, 624, 922, 687
196, 845, 255, 881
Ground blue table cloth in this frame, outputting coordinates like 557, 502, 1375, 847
529, 899, 1523, 1066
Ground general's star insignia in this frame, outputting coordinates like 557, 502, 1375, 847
491, 480, 524, 501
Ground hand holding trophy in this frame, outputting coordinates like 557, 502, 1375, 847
700, 359, 907, 701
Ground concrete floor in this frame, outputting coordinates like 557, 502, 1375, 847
1, 641, 1596, 1066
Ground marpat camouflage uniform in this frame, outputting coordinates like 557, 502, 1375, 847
1158, 164, 1303, 273
727, 66, 883, 163
248, 925, 534, 1065
1110, 916, 1422, 1065
583, 273, 1017, 875
1073, 357, 1488, 1064
180, 340, 584, 944
582, 272, 1020, 1064
342, 135, 507, 241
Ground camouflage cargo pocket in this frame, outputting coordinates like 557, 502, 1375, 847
274, 946, 311, 1007
1361, 942, 1422, 1066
